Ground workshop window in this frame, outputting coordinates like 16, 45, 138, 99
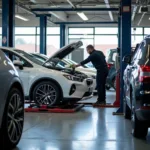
15, 36, 36, 53
94, 35, 118, 55
95, 28, 118, 34
47, 36, 60, 56
0, 27, 2, 34
132, 28, 143, 35
15, 27, 36, 35
69, 35, 94, 39
0, 36, 2, 46
69, 28, 93, 34
132, 36, 144, 47
37, 27, 60, 35
144, 28, 150, 35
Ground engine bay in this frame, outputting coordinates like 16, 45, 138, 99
43, 63, 88, 81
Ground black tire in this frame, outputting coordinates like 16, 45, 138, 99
132, 111, 148, 138
130, 90, 148, 138
124, 102, 131, 119
1, 88, 24, 150
33, 81, 61, 106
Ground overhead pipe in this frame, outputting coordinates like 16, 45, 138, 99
54, 21, 118, 24
31, 7, 119, 12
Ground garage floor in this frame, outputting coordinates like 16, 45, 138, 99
14, 90, 150, 150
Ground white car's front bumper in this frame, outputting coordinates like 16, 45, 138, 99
63, 78, 93, 101
92, 79, 97, 93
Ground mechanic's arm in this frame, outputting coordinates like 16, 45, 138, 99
75, 54, 93, 68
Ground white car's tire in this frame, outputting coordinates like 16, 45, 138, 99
33, 81, 61, 106
0, 88, 24, 149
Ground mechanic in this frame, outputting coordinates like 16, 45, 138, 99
73, 45, 108, 105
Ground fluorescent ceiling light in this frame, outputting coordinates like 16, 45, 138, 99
15, 15, 29, 21
66, 0, 75, 8
77, 12, 88, 21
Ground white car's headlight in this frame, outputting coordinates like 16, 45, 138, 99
63, 74, 83, 82
91, 75, 96, 79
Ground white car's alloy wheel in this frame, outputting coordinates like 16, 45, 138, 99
36, 84, 57, 105
33, 81, 60, 106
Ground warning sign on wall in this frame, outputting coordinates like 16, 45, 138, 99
2, 36, 7, 44
123, 6, 130, 12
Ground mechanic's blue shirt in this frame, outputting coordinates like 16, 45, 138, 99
80, 50, 108, 72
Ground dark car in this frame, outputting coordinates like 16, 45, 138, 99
106, 49, 117, 90
0, 50, 24, 149
123, 37, 150, 138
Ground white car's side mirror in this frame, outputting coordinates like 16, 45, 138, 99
13, 60, 23, 70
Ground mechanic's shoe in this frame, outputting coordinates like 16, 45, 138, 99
94, 100, 100, 105
94, 100, 106, 105
99, 101, 106, 105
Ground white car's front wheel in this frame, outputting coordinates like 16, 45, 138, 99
33, 81, 60, 106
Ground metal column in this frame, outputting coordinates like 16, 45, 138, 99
40, 16, 47, 54
60, 24, 66, 48
118, 16, 121, 48
2, 0, 15, 47
117, 0, 131, 113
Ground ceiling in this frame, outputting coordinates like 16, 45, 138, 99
0, 0, 150, 27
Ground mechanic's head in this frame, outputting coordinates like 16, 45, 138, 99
86, 45, 94, 54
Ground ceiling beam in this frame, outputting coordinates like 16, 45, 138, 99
31, 7, 119, 12
49, 11, 67, 21
104, 0, 114, 21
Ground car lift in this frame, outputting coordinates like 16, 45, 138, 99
25, 102, 84, 113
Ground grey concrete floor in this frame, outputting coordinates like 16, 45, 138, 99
14, 89, 150, 150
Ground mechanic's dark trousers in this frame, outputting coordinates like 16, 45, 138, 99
96, 70, 108, 102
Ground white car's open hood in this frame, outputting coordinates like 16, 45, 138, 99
44, 41, 83, 64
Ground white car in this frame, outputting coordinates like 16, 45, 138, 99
1, 41, 93, 106
61, 59, 97, 92
32, 54, 97, 92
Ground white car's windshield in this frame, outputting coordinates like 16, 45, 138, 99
15, 50, 44, 66
31, 54, 48, 63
